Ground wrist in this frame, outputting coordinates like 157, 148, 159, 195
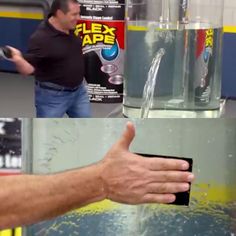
72, 163, 107, 205
97, 160, 109, 200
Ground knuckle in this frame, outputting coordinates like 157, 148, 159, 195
159, 183, 168, 193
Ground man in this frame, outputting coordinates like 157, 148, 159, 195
8, 0, 91, 118
0, 122, 194, 229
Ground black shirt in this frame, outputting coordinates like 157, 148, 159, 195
24, 19, 84, 88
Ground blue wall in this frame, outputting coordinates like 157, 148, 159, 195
0, 17, 41, 71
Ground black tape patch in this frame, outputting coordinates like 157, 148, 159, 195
135, 153, 193, 206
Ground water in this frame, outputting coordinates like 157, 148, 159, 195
123, 23, 223, 118
140, 48, 165, 118
28, 202, 236, 236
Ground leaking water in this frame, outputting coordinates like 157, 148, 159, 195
140, 48, 165, 118
123, 23, 223, 118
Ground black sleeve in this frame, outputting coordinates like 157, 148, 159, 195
23, 35, 48, 68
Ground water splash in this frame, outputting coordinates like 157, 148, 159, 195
28, 200, 236, 236
140, 48, 166, 118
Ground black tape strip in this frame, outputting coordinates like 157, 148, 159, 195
135, 153, 193, 206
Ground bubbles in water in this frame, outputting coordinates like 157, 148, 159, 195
145, 23, 174, 57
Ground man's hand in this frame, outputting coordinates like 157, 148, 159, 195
6, 46, 22, 61
100, 122, 194, 205
5, 46, 35, 75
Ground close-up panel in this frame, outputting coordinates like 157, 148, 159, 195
20, 119, 236, 235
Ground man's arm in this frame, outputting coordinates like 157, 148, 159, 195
0, 122, 194, 229
7, 46, 35, 75
0, 164, 105, 229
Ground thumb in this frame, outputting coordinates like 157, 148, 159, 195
5, 46, 13, 51
118, 122, 135, 150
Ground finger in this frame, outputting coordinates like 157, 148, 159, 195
5, 46, 15, 57
146, 182, 190, 194
142, 193, 176, 204
5, 45, 13, 51
145, 158, 190, 171
148, 171, 194, 183
118, 122, 135, 150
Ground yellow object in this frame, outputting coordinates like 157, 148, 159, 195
0, 11, 43, 20
14, 228, 22, 236
75, 183, 236, 215
0, 229, 12, 236
0, 228, 22, 236
224, 26, 236, 33
128, 25, 236, 34
0, 12, 235, 33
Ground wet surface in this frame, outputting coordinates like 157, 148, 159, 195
28, 201, 236, 236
